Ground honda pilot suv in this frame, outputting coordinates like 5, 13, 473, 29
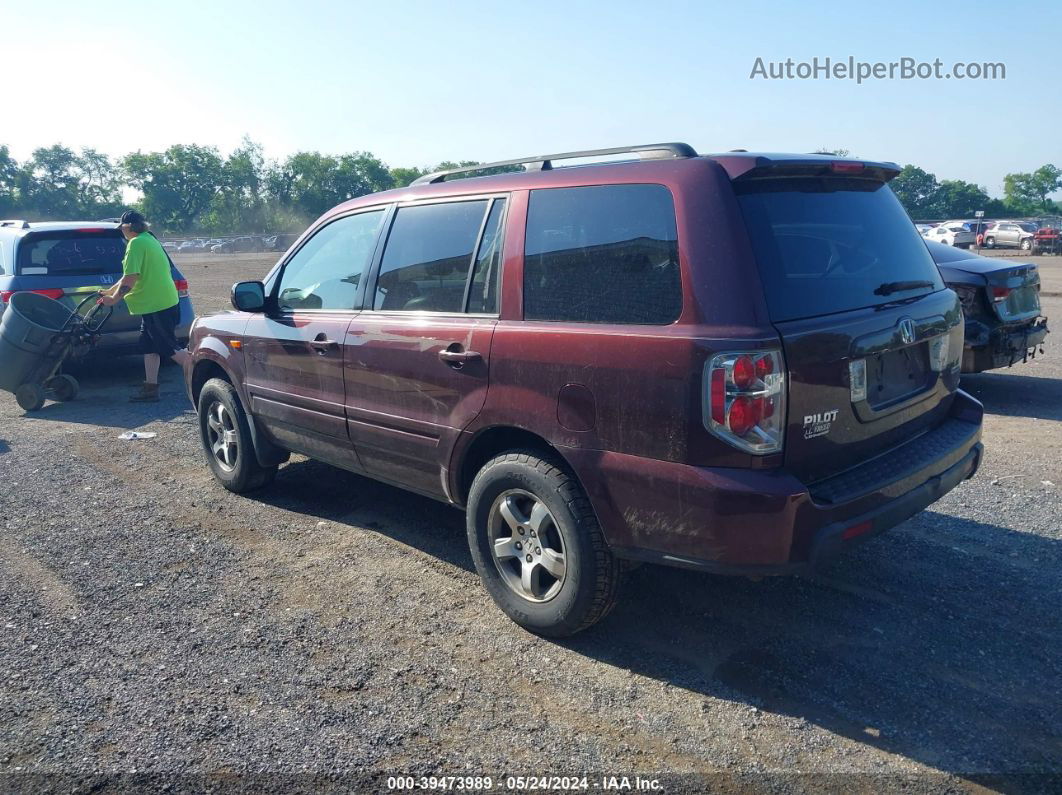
185, 143, 984, 636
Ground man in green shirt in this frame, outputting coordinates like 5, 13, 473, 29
98, 210, 190, 402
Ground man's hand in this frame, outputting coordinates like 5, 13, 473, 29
97, 293, 120, 307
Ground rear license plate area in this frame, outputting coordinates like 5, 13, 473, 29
866, 343, 932, 409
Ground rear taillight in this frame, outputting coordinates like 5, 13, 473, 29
990, 286, 1011, 302
704, 350, 786, 455
0, 288, 65, 303
174, 279, 189, 298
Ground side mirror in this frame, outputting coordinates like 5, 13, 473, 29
231, 280, 266, 312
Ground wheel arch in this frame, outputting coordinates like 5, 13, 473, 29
192, 356, 290, 469
190, 358, 232, 406
452, 425, 577, 508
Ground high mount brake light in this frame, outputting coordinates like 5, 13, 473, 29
704, 350, 786, 455
831, 161, 865, 174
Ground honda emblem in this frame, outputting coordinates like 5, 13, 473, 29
898, 317, 916, 345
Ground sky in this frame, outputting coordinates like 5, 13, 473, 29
2, 0, 1059, 197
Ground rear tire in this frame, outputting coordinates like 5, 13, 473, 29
985, 236, 995, 249
45, 374, 79, 402
197, 377, 276, 492
466, 450, 621, 637
15, 383, 46, 412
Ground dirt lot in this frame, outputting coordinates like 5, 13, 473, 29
1, 251, 1060, 791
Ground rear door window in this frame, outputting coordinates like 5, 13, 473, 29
735, 177, 945, 322
16, 231, 127, 276
523, 184, 681, 324
374, 200, 489, 312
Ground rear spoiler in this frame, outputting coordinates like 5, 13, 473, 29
708, 153, 901, 183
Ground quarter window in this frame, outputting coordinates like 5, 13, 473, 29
523, 185, 681, 324
277, 209, 385, 311
467, 199, 506, 314
374, 200, 489, 312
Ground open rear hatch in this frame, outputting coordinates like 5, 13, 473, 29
735, 163, 964, 488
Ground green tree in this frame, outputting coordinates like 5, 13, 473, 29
22, 145, 83, 218
1004, 165, 1061, 213
76, 148, 123, 215
933, 180, 991, 218
123, 144, 226, 231
200, 137, 270, 233
268, 150, 394, 219
0, 145, 19, 216
890, 165, 941, 218
390, 166, 426, 187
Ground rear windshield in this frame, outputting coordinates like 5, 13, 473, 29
736, 177, 944, 322
17, 231, 127, 276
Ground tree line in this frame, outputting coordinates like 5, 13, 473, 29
0, 137, 489, 235
1, 138, 1059, 234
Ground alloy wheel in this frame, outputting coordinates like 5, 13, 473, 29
488, 489, 567, 602
206, 400, 239, 472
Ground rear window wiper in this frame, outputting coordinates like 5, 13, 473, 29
874, 280, 935, 296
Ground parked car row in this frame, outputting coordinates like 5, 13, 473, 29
918, 218, 1050, 252
162, 234, 300, 255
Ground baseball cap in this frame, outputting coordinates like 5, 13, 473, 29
118, 210, 146, 227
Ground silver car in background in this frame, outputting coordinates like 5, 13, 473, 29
984, 221, 1038, 251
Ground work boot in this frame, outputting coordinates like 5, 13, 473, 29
129, 382, 160, 403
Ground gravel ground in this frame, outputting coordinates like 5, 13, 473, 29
0, 253, 1059, 792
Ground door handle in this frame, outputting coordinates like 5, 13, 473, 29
310, 334, 338, 353
439, 346, 482, 366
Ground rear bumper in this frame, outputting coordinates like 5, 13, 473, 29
963, 319, 1048, 372
567, 390, 984, 575
72, 298, 194, 357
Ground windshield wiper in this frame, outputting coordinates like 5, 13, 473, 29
874, 280, 935, 296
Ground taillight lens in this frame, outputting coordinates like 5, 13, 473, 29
990, 285, 1011, 303
0, 288, 65, 303
704, 350, 786, 454
174, 279, 189, 297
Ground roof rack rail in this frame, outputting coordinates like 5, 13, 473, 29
410, 142, 698, 186
0, 219, 29, 229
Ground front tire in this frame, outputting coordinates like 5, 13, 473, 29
197, 378, 276, 492
1020, 238, 1032, 251
466, 450, 621, 637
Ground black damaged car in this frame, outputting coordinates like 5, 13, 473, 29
927, 240, 1049, 372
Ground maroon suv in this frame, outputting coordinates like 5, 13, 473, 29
186, 143, 984, 636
